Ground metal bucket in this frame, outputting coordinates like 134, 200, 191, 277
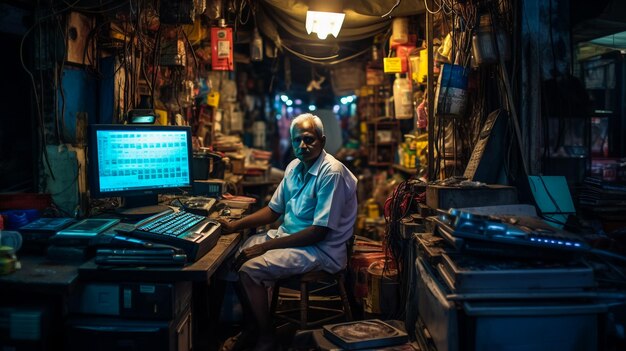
364, 260, 399, 315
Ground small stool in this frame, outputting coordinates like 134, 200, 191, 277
270, 269, 353, 330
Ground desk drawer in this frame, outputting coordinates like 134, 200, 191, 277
65, 306, 192, 351
68, 281, 191, 320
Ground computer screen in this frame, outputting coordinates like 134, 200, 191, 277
88, 124, 193, 216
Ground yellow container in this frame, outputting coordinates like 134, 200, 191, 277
383, 57, 403, 73
155, 109, 168, 125
207, 91, 220, 107
419, 49, 428, 83
365, 198, 380, 219
410, 55, 421, 83
183, 21, 208, 45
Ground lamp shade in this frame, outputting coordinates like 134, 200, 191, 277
305, 10, 345, 40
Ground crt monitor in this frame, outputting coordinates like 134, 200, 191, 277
88, 124, 193, 216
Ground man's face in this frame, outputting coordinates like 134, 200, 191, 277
291, 119, 325, 167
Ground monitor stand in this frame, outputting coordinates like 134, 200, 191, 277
116, 194, 170, 219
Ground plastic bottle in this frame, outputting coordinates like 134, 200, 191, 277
250, 28, 263, 62
393, 74, 413, 119
252, 120, 266, 148
371, 44, 380, 62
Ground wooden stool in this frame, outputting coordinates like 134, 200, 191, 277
270, 269, 353, 330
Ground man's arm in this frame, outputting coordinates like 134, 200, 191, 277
219, 206, 281, 233
262, 225, 329, 250
234, 225, 329, 270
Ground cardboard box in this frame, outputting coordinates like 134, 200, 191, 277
229, 157, 245, 175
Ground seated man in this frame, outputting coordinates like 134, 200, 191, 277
219, 113, 358, 351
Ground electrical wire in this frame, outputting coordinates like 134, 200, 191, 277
56, 14, 69, 144
281, 43, 339, 62
423, 0, 443, 15
327, 46, 372, 65
181, 26, 199, 77
48, 163, 81, 197
151, 26, 163, 110
382, 178, 424, 319
65, 0, 128, 13
20, 22, 54, 180
381, 0, 401, 18
238, 0, 252, 25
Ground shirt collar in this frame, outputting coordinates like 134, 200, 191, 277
307, 149, 326, 177
294, 149, 326, 180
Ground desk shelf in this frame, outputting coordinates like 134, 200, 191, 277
365, 119, 400, 166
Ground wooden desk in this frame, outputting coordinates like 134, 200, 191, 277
78, 233, 241, 282
0, 255, 80, 294
2, 233, 241, 351
77, 232, 241, 351
0, 255, 82, 349
2, 231, 241, 287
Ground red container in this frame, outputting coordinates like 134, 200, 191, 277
350, 252, 386, 300
211, 26, 233, 71
0, 193, 52, 211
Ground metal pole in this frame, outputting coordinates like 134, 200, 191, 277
426, 0, 435, 181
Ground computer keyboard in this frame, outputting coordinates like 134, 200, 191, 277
129, 209, 222, 262
137, 211, 206, 237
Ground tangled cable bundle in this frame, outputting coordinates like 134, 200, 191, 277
382, 178, 426, 318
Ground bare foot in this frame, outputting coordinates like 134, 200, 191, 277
220, 330, 257, 351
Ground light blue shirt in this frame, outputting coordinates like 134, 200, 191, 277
268, 150, 358, 271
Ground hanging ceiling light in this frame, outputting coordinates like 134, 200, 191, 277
305, 1, 345, 40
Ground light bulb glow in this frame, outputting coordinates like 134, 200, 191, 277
305, 11, 345, 40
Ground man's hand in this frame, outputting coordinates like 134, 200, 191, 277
216, 206, 281, 235
217, 218, 236, 234
234, 243, 268, 271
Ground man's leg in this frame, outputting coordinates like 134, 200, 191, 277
218, 234, 270, 351
219, 281, 257, 351
239, 271, 276, 350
